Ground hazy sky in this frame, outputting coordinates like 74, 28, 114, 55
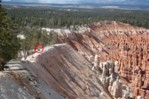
2, 0, 149, 4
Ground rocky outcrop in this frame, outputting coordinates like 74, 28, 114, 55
24, 44, 114, 99
2, 21, 148, 99
0, 61, 65, 99
56, 21, 149, 99
0, 72, 35, 99
2, 43, 130, 99
23, 43, 137, 99
99, 61, 134, 99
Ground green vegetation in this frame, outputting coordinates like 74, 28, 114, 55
20, 27, 57, 55
1, 6, 149, 65
6, 7, 149, 28
0, 1, 20, 70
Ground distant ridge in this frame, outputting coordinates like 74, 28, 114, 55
2, 1, 149, 10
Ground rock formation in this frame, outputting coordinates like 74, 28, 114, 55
24, 44, 114, 99
1, 21, 148, 99
99, 61, 133, 99
23, 44, 135, 99
0, 61, 65, 99
56, 21, 149, 99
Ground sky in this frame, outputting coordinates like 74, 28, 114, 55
2, 0, 149, 5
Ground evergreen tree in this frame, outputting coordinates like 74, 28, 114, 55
0, 0, 20, 70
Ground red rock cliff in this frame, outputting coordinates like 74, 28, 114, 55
57, 21, 149, 99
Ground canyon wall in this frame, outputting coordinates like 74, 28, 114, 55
24, 44, 135, 99
2, 21, 148, 99
24, 44, 114, 99
56, 21, 149, 99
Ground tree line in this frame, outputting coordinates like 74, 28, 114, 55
6, 7, 149, 29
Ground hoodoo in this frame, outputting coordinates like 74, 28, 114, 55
56, 21, 149, 99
